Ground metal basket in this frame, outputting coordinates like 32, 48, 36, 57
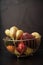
3, 37, 41, 58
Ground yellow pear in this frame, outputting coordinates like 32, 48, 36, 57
16, 30, 24, 39
24, 47, 33, 55
5, 29, 10, 37
31, 32, 41, 43
14, 49, 20, 56
10, 26, 18, 39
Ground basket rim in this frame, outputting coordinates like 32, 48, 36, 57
3, 37, 37, 42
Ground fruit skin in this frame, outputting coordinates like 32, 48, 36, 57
5, 29, 10, 37
24, 47, 33, 55
21, 32, 34, 39
10, 26, 18, 39
31, 32, 41, 39
14, 48, 20, 56
16, 42, 26, 54
21, 32, 35, 47
6, 45, 15, 53
31, 32, 41, 43
16, 30, 23, 40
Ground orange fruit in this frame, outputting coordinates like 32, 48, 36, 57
6, 45, 15, 53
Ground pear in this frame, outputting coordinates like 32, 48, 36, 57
10, 26, 18, 39
14, 48, 20, 56
24, 47, 33, 55
16, 30, 24, 40
5, 29, 10, 37
31, 32, 41, 43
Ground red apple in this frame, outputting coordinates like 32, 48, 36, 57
16, 42, 26, 54
21, 32, 34, 39
21, 32, 35, 48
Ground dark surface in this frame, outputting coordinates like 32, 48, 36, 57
1, 55, 43, 65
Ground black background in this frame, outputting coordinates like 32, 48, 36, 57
1, 0, 43, 37
0, 0, 43, 65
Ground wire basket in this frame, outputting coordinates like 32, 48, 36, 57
3, 37, 41, 58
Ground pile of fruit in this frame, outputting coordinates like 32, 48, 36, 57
4, 26, 41, 57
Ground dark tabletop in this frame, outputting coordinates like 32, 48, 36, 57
0, 52, 43, 65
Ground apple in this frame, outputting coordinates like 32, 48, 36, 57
21, 32, 35, 47
10, 26, 18, 39
21, 32, 34, 39
16, 30, 23, 40
16, 42, 26, 54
